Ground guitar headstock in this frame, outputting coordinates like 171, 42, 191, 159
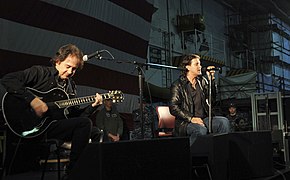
103, 90, 124, 103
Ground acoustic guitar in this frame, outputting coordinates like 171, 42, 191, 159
1, 87, 124, 138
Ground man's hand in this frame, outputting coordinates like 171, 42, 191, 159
206, 66, 216, 80
191, 117, 205, 126
30, 97, 48, 117
108, 133, 120, 142
92, 93, 103, 107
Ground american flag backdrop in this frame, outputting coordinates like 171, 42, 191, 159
0, 0, 156, 116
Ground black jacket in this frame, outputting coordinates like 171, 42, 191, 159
169, 75, 216, 132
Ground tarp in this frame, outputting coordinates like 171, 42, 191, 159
144, 82, 170, 103
219, 71, 258, 100
219, 71, 282, 100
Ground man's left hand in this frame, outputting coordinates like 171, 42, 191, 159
92, 93, 103, 107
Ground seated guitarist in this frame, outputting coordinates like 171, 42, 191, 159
1, 44, 103, 177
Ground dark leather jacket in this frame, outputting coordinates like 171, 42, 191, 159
169, 75, 216, 133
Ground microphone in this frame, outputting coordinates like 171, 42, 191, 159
202, 67, 222, 73
83, 50, 103, 61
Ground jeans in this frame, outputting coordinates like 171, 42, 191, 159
186, 116, 230, 145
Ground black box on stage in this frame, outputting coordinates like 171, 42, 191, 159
191, 133, 229, 180
228, 131, 273, 179
190, 131, 273, 180
70, 137, 191, 180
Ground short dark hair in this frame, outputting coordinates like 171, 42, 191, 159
229, 103, 236, 108
180, 54, 200, 76
50, 44, 84, 69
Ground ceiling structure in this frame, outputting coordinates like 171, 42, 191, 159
220, 0, 290, 25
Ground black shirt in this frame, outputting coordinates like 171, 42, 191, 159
1, 65, 96, 117
187, 80, 205, 119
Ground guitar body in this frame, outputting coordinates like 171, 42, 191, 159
2, 88, 70, 138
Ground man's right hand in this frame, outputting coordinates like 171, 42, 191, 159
30, 97, 48, 117
191, 117, 205, 126
108, 133, 120, 142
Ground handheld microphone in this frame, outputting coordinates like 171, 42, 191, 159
202, 67, 222, 73
83, 50, 103, 61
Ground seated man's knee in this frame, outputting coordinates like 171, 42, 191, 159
187, 124, 207, 136
217, 116, 230, 132
199, 126, 208, 135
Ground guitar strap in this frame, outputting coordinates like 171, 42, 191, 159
54, 75, 75, 98
67, 78, 77, 98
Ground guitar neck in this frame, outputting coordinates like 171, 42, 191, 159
55, 95, 97, 108
54, 93, 114, 108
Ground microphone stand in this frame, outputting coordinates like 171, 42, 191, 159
206, 68, 221, 134
136, 64, 145, 139
208, 73, 213, 133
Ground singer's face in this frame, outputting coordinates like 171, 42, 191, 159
186, 57, 202, 77
55, 54, 79, 80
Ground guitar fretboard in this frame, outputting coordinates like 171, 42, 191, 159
54, 92, 123, 108
55, 95, 96, 108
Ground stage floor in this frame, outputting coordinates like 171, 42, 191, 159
2, 168, 290, 180
3, 171, 61, 180
2, 132, 290, 180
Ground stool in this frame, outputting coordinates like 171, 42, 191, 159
192, 163, 212, 180
192, 156, 212, 180
40, 139, 64, 180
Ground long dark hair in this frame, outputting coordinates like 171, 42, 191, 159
50, 44, 84, 69
180, 54, 200, 76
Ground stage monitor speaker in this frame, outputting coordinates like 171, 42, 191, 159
191, 133, 229, 180
70, 137, 191, 180
190, 131, 273, 180
228, 131, 274, 179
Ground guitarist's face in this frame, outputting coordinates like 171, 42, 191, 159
55, 55, 79, 80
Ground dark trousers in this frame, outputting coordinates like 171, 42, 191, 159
46, 117, 92, 170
